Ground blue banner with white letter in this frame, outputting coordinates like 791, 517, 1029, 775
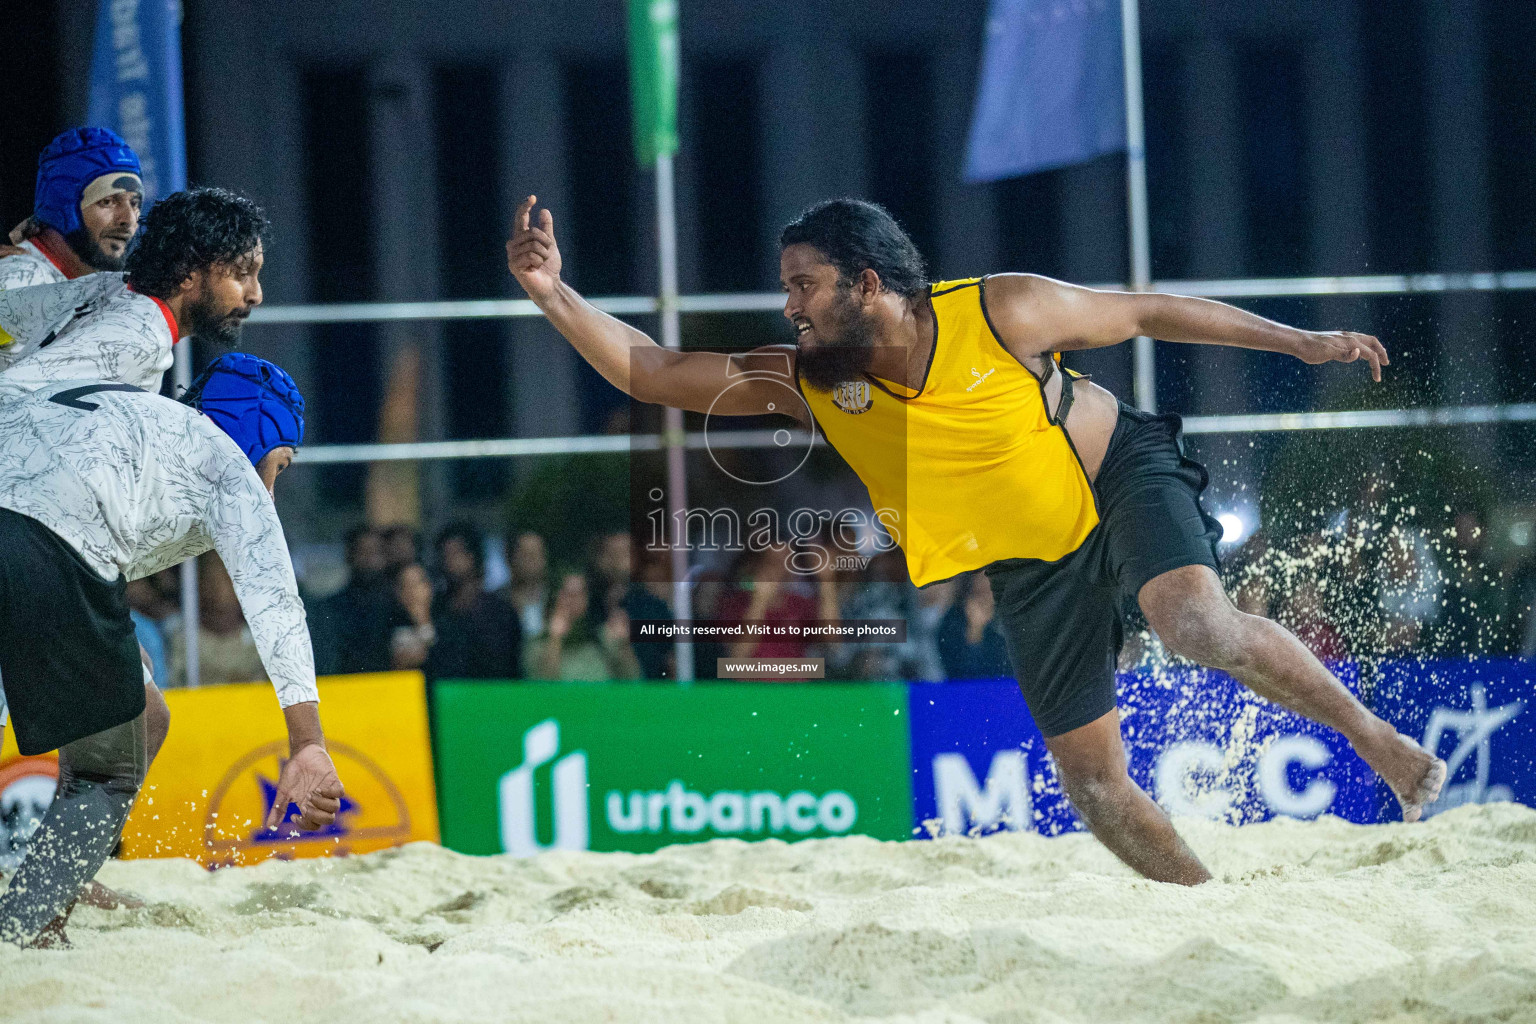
911, 666, 1384, 839
964, 0, 1126, 182
1372, 659, 1535, 818
88, 0, 187, 202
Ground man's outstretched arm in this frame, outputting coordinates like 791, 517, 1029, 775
984, 272, 1390, 381
507, 195, 801, 419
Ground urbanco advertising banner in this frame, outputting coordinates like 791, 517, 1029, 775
433, 682, 911, 856
910, 665, 1382, 840
118, 672, 440, 865
1373, 658, 1536, 818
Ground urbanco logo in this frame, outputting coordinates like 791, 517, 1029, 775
496, 718, 861, 856
498, 719, 589, 857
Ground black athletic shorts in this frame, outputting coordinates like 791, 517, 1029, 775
0, 507, 146, 756
984, 404, 1222, 737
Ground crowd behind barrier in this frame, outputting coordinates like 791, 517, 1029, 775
125, 506, 1536, 692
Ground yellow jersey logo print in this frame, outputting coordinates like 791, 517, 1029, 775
833, 379, 872, 414
965, 366, 996, 392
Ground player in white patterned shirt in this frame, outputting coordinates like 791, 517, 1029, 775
0, 186, 266, 396
0, 128, 142, 299
0, 354, 343, 948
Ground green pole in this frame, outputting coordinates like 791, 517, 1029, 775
627, 0, 679, 166
628, 0, 693, 681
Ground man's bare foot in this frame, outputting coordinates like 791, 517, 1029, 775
79, 880, 143, 910
29, 915, 71, 949
0, 873, 142, 910
1362, 728, 1447, 822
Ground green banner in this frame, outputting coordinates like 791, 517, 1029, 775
434, 682, 911, 855
626, 0, 679, 165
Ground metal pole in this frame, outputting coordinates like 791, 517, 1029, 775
174, 341, 200, 688
1121, 0, 1156, 412
655, 153, 696, 683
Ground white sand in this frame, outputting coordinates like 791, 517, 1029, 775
3, 802, 1535, 1024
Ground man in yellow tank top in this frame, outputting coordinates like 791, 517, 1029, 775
507, 195, 1446, 886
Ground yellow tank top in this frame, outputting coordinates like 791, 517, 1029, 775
798, 277, 1099, 586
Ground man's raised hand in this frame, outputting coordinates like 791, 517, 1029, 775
507, 195, 563, 304
1293, 330, 1390, 382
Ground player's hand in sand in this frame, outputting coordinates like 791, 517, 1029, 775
267, 744, 345, 832
507, 195, 563, 304
1292, 330, 1390, 381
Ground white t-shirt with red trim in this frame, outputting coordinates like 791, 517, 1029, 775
0, 274, 177, 388
0, 239, 69, 291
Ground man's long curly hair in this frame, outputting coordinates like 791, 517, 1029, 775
124, 187, 269, 297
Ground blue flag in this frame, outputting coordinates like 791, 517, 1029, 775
88, 0, 187, 202
964, 0, 1126, 183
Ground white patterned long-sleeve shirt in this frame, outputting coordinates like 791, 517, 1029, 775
0, 381, 318, 708
0, 274, 176, 387
0, 240, 69, 291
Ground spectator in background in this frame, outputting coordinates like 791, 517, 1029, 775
126, 568, 179, 686
629, 544, 678, 678
529, 572, 641, 681
308, 525, 394, 674
165, 555, 266, 687
831, 549, 911, 680
1376, 526, 1445, 654
1516, 554, 1536, 659
429, 522, 523, 679
389, 562, 437, 671
937, 573, 1012, 680
380, 524, 421, 573
909, 578, 954, 681
589, 530, 672, 679
1279, 576, 1346, 662
1431, 510, 1508, 656
498, 531, 550, 639
716, 543, 840, 663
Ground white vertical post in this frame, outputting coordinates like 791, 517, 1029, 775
655, 152, 695, 683
175, 342, 200, 687
1121, 0, 1156, 412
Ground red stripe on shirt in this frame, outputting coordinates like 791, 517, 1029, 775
126, 283, 180, 340
28, 234, 76, 278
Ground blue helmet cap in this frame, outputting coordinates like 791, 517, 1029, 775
34, 127, 143, 236
184, 353, 306, 468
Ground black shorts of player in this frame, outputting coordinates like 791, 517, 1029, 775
0, 507, 145, 756
984, 404, 1223, 738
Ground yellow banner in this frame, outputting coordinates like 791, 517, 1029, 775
0, 672, 439, 867
121, 671, 439, 865
126, 671, 440, 865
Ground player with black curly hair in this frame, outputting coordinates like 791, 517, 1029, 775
0, 187, 267, 392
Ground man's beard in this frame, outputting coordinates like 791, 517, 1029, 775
184, 290, 249, 348
64, 227, 127, 272
795, 294, 878, 393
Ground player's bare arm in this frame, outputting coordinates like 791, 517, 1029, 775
983, 272, 1391, 382
507, 195, 805, 423
269, 701, 344, 831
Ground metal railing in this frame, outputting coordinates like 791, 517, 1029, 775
246, 270, 1536, 464
249, 270, 1536, 328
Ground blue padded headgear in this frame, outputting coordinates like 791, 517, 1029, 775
34, 127, 143, 236
184, 353, 305, 468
